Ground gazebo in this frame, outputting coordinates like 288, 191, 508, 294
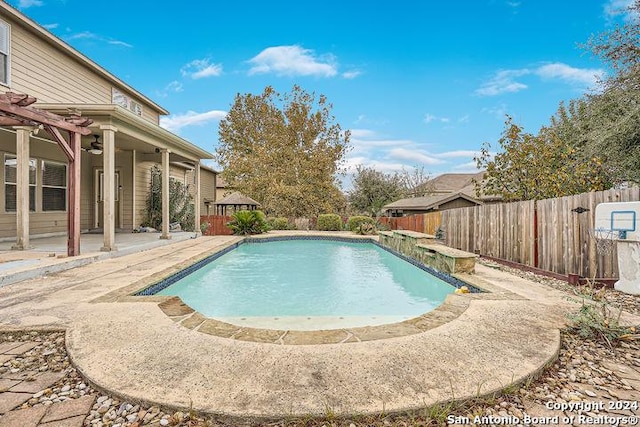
214, 192, 260, 216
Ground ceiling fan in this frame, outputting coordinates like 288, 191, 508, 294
86, 135, 102, 155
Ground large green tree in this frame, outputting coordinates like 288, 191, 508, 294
347, 165, 406, 216
216, 85, 350, 217
577, 0, 640, 184
475, 116, 609, 202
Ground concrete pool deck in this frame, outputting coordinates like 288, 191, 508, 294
0, 231, 627, 420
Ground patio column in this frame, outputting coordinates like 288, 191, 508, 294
160, 149, 171, 240
12, 127, 31, 250
132, 149, 137, 228
100, 124, 118, 251
194, 163, 201, 236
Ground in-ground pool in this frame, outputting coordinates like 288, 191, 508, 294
155, 238, 458, 330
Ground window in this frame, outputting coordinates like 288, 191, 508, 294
4, 155, 36, 212
0, 20, 10, 86
42, 161, 67, 211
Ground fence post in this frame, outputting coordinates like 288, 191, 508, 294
533, 201, 539, 268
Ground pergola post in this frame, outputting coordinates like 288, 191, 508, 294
194, 163, 201, 236
67, 132, 81, 256
100, 124, 118, 252
160, 149, 171, 240
12, 126, 31, 250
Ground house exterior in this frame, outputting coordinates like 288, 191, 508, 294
384, 172, 500, 217
0, 2, 216, 254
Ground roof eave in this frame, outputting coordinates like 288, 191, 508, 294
38, 103, 213, 159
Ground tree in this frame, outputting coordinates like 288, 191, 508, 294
579, 0, 640, 184
347, 165, 405, 216
216, 85, 349, 217
475, 116, 609, 202
399, 165, 433, 197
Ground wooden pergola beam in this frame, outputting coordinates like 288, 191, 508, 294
0, 91, 92, 257
0, 92, 92, 135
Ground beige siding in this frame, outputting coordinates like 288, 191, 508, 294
3, 15, 161, 124
116, 151, 133, 229
80, 150, 93, 230
200, 169, 216, 214
135, 161, 155, 226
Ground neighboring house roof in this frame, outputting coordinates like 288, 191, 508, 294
214, 192, 260, 206
426, 171, 486, 193
459, 183, 502, 202
384, 192, 482, 211
0, 2, 169, 116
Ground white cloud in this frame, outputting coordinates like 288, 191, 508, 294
458, 115, 470, 123
67, 31, 98, 41
248, 45, 337, 77
482, 103, 509, 119
424, 113, 451, 124
506, 1, 521, 7
160, 110, 227, 132
18, 0, 42, 8
181, 59, 223, 79
475, 69, 530, 96
535, 62, 604, 87
43, 23, 58, 30
436, 150, 479, 158
476, 63, 604, 96
388, 148, 446, 166
108, 40, 133, 48
604, 0, 636, 21
342, 70, 362, 79
156, 81, 184, 98
452, 161, 482, 172
65, 31, 132, 48
350, 129, 377, 138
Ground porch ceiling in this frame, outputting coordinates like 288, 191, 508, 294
36, 104, 213, 163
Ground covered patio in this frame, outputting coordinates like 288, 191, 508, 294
0, 94, 213, 257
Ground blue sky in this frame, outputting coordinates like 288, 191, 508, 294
9, 0, 634, 187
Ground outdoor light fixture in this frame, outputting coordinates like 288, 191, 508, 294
88, 134, 103, 155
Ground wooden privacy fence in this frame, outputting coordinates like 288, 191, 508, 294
385, 187, 640, 280
441, 200, 536, 266
378, 212, 442, 235
201, 215, 233, 235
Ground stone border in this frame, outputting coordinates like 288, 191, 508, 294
94, 232, 509, 345
155, 293, 472, 345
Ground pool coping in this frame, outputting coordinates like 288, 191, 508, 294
93, 232, 522, 345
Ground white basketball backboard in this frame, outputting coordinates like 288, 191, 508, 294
594, 202, 640, 241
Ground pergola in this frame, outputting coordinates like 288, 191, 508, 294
213, 192, 260, 216
0, 92, 92, 256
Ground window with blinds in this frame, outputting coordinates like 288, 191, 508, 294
4, 155, 36, 212
0, 20, 9, 86
42, 161, 67, 211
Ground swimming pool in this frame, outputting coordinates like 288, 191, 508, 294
151, 238, 459, 329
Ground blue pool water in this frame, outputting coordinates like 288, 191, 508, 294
157, 239, 456, 325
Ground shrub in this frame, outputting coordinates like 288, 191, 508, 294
227, 210, 269, 235
143, 164, 194, 231
267, 217, 295, 230
347, 215, 376, 232
317, 213, 342, 231
356, 222, 378, 235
